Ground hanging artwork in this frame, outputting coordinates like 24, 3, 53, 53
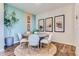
45, 17, 53, 32
27, 16, 30, 23
54, 15, 65, 32
27, 24, 30, 31
27, 16, 31, 31
38, 19, 44, 32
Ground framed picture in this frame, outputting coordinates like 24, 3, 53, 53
54, 15, 65, 32
27, 24, 30, 31
45, 17, 53, 32
38, 19, 44, 32
27, 16, 30, 23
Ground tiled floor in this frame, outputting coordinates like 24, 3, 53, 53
0, 42, 76, 56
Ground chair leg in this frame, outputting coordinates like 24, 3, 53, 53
40, 43, 43, 48
38, 45, 39, 49
48, 43, 50, 51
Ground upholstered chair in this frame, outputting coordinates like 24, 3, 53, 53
40, 33, 53, 47
28, 34, 40, 48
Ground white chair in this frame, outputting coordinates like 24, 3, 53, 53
20, 38, 28, 43
20, 38, 28, 48
28, 34, 40, 48
17, 33, 22, 41
17, 33, 28, 48
40, 33, 53, 47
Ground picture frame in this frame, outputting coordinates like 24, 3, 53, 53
45, 17, 53, 32
27, 16, 30, 23
27, 16, 31, 31
54, 15, 65, 32
38, 19, 44, 32
27, 24, 30, 31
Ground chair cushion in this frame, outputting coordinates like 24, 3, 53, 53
20, 38, 28, 43
41, 39, 49, 44
28, 34, 40, 46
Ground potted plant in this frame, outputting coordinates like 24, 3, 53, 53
4, 11, 19, 47
32, 29, 39, 34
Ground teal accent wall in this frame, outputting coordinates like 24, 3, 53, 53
31, 15, 36, 32
4, 4, 36, 44
4, 4, 26, 43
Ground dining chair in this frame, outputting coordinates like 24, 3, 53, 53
28, 34, 40, 48
17, 33, 28, 48
40, 33, 53, 47
20, 38, 28, 48
17, 33, 22, 41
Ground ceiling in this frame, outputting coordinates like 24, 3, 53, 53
9, 3, 73, 15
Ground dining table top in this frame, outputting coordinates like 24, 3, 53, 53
22, 33, 49, 38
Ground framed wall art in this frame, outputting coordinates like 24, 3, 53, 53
54, 15, 65, 32
27, 24, 30, 31
45, 17, 53, 32
27, 16, 30, 23
38, 19, 44, 32
27, 16, 31, 31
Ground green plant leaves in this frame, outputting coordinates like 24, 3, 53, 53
4, 11, 19, 28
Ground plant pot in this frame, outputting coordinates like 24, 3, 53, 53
5, 37, 14, 47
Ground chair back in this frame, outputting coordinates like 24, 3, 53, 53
17, 33, 22, 40
28, 34, 40, 46
48, 33, 53, 42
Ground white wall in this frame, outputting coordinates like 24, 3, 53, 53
36, 5, 75, 46
75, 3, 79, 56
0, 3, 4, 52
